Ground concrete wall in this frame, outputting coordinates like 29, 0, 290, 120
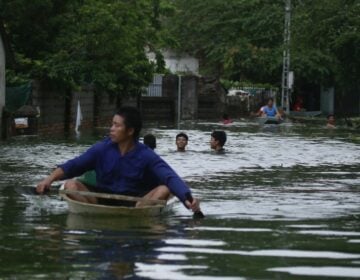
31, 81, 119, 136
31, 81, 67, 135
94, 91, 117, 127
141, 97, 174, 122
142, 75, 226, 122
0, 35, 5, 138
12, 74, 227, 137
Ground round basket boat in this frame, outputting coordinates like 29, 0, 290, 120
60, 192, 176, 217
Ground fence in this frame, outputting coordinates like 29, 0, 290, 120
143, 74, 163, 97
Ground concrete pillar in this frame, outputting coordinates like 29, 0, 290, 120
320, 86, 334, 115
181, 75, 198, 120
0, 35, 5, 139
162, 74, 178, 123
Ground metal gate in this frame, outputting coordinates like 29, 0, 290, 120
144, 74, 163, 97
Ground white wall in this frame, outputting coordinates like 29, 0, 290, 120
146, 49, 199, 75
0, 35, 5, 138
163, 50, 199, 74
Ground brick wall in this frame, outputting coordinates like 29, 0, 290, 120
18, 76, 228, 137
31, 80, 67, 136
141, 97, 174, 122
31, 81, 119, 135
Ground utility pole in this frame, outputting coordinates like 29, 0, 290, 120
281, 0, 291, 114
0, 34, 5, 139
177, 75, 182, 129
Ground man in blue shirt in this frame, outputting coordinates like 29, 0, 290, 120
260, 98, 279, 118
36, 107, 200, 212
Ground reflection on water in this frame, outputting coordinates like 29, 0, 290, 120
156, 246, 360, 259
0, 120, 359, 279
268, 266, 360, 278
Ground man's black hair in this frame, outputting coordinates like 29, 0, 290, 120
115, 106, 142, 140
268, 97, 274, 102
144, 134, 156, 150
327, 114, 335, 119
211, 130, 227, 147
176, 132, 188, 141
222, 113, 230, 120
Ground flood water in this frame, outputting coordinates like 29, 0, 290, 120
0, 120, 360, 279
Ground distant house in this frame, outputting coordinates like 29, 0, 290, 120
145, 49, 199, 98
147, 49, 199, 75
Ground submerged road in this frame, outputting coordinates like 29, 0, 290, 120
0, 120, 359, 279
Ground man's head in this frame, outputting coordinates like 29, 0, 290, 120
144, 134, 156, 150
210, 130, 227, 150
176, 132, 188, 152
327, 114, 335, 125
110, 106, 142, 143
267, 98, 274, 107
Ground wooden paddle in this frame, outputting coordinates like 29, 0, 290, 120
21, 185, 61, 195
185, 193, 205, 219
60, 189, 167, 206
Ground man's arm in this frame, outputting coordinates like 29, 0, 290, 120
149, 155, 200, 212
274, 106, 281, 119
36, 141, 103, 194
57, 142, 102, 179
36, 167, 65, 194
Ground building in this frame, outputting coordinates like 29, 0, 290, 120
146, 49, 199, 75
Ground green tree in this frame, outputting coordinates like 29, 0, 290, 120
291, 0, 360, 91
164, 0, 284, 83
0, 0, 169, 94
166, 0, 360, 94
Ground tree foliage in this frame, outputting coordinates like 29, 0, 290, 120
165, 0, 360, 91
291, 0, 360, 91
164, 0, 284, 83
1, 0, 359, 94
0, 0, 168, 94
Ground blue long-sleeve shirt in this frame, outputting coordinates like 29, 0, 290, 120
58, 138, 191, 203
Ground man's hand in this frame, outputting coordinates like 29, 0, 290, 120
36, 178, 53, 194
36, 168, 65, 194
185, 197, 200, 213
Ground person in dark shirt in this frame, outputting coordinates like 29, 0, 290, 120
143, 134, 156, 150
36, 107, 200, 212
176, 133, 188, 152
210, 130, 227, 153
